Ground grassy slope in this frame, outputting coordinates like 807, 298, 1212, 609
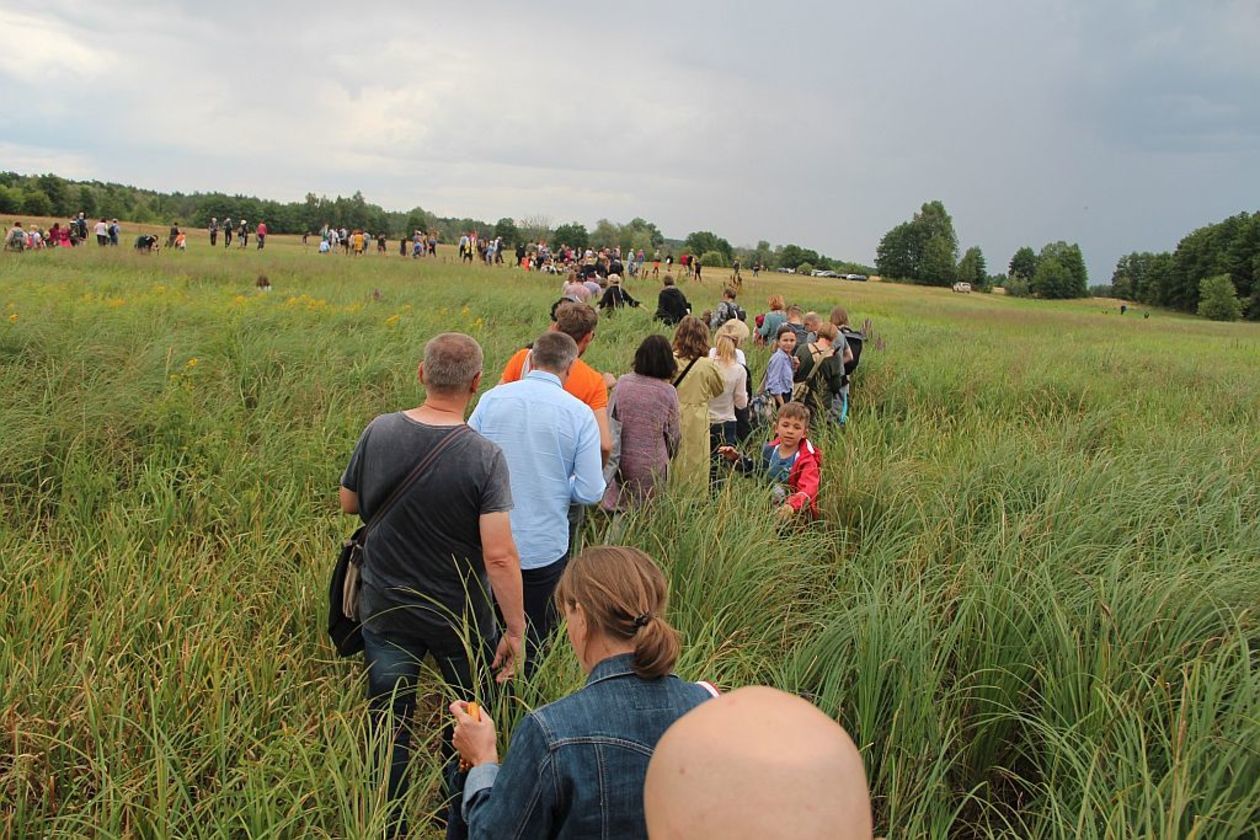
1, 235, 1257, 838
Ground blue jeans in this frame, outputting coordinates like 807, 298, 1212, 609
363, 624, 494, 838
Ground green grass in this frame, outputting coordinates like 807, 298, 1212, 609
2, 238, 1258, 838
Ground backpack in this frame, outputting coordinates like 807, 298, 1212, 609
791, 344, 833, 403
839, 327, 864, 377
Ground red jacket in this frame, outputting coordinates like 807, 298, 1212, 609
760, 437, 822, 518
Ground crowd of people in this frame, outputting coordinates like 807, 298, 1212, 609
4, 213, 122, 250
339, 282, 871, 837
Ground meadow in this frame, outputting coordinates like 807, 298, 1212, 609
1, 230, 1258, 838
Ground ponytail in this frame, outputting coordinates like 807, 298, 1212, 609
630, 612, 681, 680
554, 546, 681, 680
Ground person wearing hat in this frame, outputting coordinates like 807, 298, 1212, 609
598, 274, 639, 311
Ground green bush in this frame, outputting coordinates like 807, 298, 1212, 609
1197, 274, 1242, 321
1004, 275, 1032, 298
699, 250, 727, 268
796, 262, 815, 276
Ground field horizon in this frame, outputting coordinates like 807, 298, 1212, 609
2, 231, 1257, 837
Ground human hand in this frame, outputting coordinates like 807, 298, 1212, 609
776, 503, 796, 520
717, 445, 740, 462
791, 356, 801, 371
492, 632, 523, 684
602, 372, 617, 389
450, 700, 499, 768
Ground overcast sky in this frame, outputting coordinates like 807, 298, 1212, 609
2, 0, 1258, 279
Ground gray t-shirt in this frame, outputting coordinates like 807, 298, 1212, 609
340, 414, 513, 641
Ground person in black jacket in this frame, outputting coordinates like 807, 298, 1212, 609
599, 275, 640, 311
654, 275, 690, 325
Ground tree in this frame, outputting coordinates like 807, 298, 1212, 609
874, 200, 958, 284
592, 219, 620, 248
1009, 246, 1038, 281
37, 173, 72, 216
22, 189, 52, 217
0, 184, 22, 213
921, 235, 957, 285
796, 262, 815, 276
519, 214, 551, 244
684, 231, 733, 263
699, 250, 727, 268
875, 222, 919, 279
1031, 257, 1072, 299
552, 222, 588, 251
493, 217, 519, 245
1197, 274, 1243, 321
957, 246, 987, 288
1038, 241, 1088, 297
405, 207, 431, 235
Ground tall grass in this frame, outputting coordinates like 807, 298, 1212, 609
1, 240, 1257, 837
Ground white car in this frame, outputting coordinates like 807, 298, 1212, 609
812, 270, 840, 278
952, 282, 972, 293
844, 274, 868, 281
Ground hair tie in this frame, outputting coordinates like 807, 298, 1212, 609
633, 613, 652, 629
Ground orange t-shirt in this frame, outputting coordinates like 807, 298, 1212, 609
500, 348, 608, 411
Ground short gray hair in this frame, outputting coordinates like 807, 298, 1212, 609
529, 331, 579, 375
803, 311, 822, 329
423, 333, 483, 393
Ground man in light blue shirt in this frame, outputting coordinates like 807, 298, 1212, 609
469, 331, 605, 675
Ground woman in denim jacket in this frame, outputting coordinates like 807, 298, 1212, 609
451, 546, 715, 839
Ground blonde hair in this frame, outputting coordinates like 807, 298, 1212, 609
714, 334, 738, 365
768, 294, 786, 311
815, 322, 838, 342
554, 547, 680, 680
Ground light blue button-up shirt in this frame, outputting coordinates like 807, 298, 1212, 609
469, 370, 605, 569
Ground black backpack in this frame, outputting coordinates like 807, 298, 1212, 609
840, 327, 864, 377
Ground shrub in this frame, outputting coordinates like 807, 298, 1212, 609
699, 250, 727, 268
796, 262, 815, 276
1197, 274, 1242, 321
1004, 275, 1032, 298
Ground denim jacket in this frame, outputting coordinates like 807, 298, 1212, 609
462, 654, 713, 839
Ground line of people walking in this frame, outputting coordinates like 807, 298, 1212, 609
338, 291, 871, 837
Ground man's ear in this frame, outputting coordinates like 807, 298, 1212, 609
470, 371, 483, 393
417, 361, 426, 386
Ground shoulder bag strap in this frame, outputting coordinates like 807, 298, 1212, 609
673, 356, 700, 388
362, 424, 470, 542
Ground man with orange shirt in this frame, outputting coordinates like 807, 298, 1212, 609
499, 301, 614, 464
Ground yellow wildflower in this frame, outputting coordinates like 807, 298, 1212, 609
8, 313, 16, 323
385, 314, 401, 328
186, 358, 199, 368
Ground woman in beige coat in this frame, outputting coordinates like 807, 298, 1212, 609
670, 316, 725, 493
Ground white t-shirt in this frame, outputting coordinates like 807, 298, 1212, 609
94, 222, 108, 236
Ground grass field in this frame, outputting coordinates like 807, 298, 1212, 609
2, 230, 1258, 838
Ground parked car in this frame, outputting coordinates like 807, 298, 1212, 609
812, 269, 840, 278
952, 282, 972, 293
843, 274, 868, 281
777, 267, 795, 274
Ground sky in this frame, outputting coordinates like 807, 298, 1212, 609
1, 0, 1258, 280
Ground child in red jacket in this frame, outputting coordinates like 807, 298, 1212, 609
717, 401, 822, 520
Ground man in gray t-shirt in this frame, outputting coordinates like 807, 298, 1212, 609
339, 333, 524, 835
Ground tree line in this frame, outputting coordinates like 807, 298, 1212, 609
1106, 212, 1259, 321
875, 200, 1086, 298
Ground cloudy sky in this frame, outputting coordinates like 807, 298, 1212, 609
2, 0, 1257, 279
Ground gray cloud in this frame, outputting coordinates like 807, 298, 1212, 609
1, 0, 1257, 281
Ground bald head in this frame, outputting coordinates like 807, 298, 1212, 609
644, 687, 872, 840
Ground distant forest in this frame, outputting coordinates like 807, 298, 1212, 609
0, 171, 875, 277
